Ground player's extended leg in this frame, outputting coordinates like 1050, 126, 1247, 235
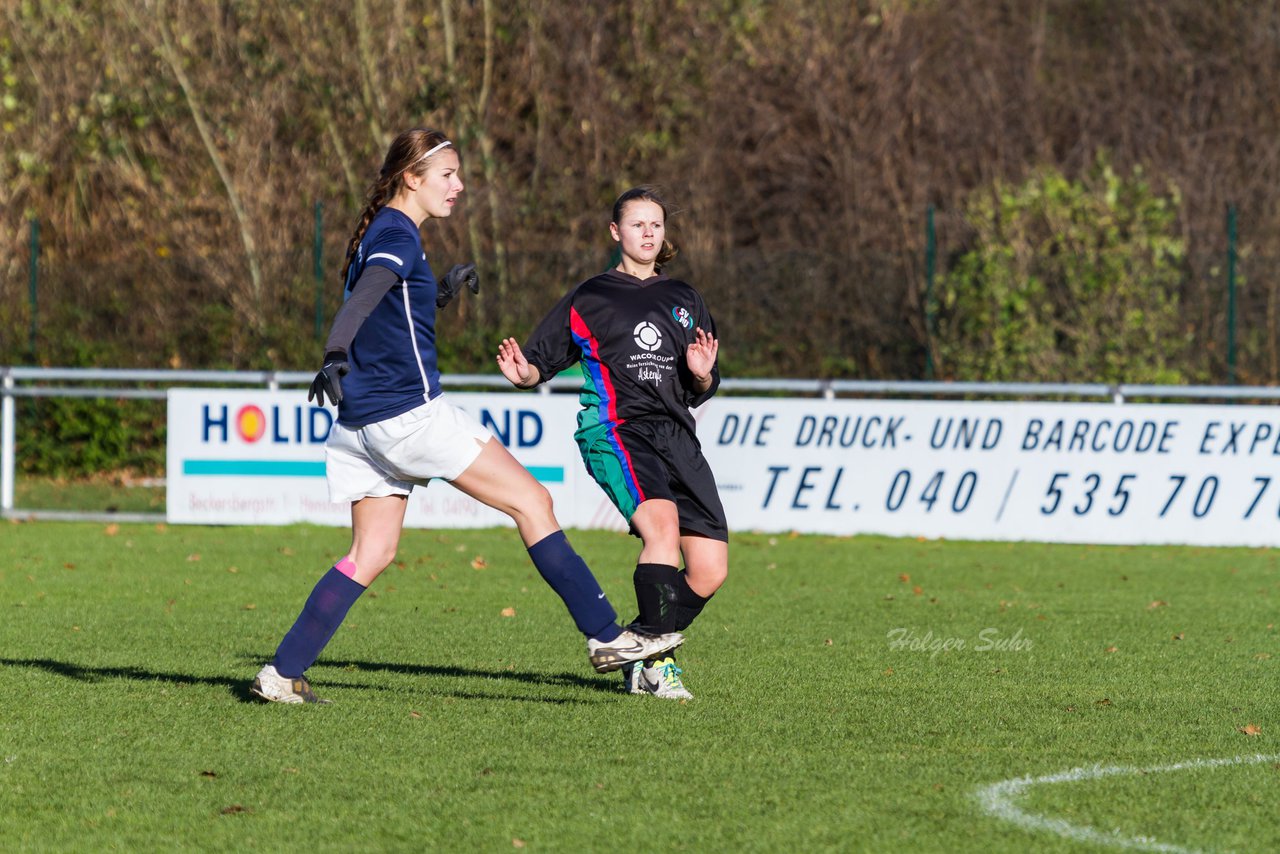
449, 439, 682, 671
625, 500, 702, 699
252, 495, 407, 704
628, 498, 683, 633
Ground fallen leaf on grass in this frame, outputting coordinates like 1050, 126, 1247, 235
1240, 723, 1262, 736
104, 524, 119, 536
409, 711, 422, 719
912, 585, 923, 596
898, 573, 910, 583
199, 770, 218, 778
1095, 698, 1113, 707
1104, 646, 1118, 653
471, 557, 488, 570
1254, 653, 1271, 660
1146, 600, 1168, 610
512, 840, 526, 849
242, 603, 256, 611
500, 607, 516, 617
220, 805, 249, 815
186, 554, 201, 562
1171, 632, 1184, 640
823, 638, 833, 646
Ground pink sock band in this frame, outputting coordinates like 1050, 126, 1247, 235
334, 557, 358, 579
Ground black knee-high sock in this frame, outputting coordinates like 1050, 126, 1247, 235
671, 570, 714, 631
632, 563, 681, 634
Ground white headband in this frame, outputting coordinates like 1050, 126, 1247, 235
417, 140, 453, 163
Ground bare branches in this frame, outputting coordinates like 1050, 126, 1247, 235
2, 0, 1279, 380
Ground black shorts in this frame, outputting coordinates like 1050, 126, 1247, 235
578, 417, 729, 542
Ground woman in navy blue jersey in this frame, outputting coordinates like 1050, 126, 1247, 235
251, 132, 681, 704
497, 187, 728, 700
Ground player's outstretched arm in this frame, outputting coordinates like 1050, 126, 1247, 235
497, 337, 541, 389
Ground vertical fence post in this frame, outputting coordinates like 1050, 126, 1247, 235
314, 201, 325, 339
28, 218, 39, 360
1, 369, 14, 513
1226, 204, 1237, 386
924, 204, 936, 380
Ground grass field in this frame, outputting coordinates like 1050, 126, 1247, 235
13, 475, 165, 515
1, 521, 1276, 852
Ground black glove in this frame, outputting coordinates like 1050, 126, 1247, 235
308, 352, 349, 406
436, 262, 479, 308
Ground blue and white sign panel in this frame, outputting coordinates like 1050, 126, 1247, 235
168, 389, 1280, 546
165, 389, 617, 530
701, 398, 1280, 546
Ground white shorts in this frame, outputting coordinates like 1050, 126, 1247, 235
324, 396, 492, 503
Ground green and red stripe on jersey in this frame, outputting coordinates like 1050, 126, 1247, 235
569, 306, 645, 509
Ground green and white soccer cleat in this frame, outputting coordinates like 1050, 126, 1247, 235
622, 659, 645, 694
250, 664, 331, 704
634, 656, 694, 700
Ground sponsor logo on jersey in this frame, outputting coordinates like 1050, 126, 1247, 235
633, 321, 662, 352
672, 306, 692, 329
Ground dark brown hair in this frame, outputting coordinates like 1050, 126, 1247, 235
341, 128, 452, 283
612, 185, 678, 271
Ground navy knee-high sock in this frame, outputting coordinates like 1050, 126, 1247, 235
527, 531, 619, 640
271, 567, 366, 677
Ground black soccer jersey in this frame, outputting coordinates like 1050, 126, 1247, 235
523, 270, 720, 438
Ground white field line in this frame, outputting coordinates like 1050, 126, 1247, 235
975, 753, 1280, 853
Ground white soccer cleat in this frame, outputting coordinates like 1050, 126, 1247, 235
634, 657, 694, 700
250, 664, 330, 704
587, 628, 683, 673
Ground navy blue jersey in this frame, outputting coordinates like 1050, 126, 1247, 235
337, 207, 442, 427
522, 270, 719, 439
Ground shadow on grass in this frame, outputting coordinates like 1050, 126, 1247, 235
0, 656, 616, 705
316, 657, 616, 694
0, 657, 263, 702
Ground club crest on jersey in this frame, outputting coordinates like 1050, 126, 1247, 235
633, 321, 663, 352
671, 306, 693, 329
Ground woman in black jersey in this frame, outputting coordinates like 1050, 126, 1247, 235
498, 186, 728, 700
250, 135, 681, 704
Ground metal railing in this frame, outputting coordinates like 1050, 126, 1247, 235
4, 366, 1280, 520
